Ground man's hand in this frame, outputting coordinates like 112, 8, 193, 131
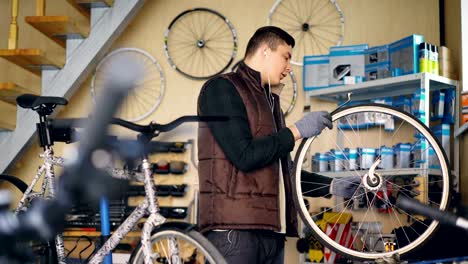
330, 176, 362, 199
291, 111, 332, 140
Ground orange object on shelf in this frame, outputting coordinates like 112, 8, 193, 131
462, 113, 468, 124
462, 93, 468, 108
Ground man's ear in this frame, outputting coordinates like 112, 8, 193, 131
261, 45, 270, 57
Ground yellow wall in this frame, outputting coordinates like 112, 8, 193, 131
1, 0, 442, 262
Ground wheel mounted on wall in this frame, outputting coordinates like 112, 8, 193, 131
268, 0, 345, 66
91, 48, 165, 122
164, 8, 238, 80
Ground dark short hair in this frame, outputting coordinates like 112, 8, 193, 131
245, 26, 295, 58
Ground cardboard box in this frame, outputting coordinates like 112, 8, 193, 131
303, 55, 329, 91
365, 61, 391, 81
329, 44, 368, 86
432, 124, 451, 162
389, 34, 424, 75
366, 44, 389, 65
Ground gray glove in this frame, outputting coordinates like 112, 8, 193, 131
294, 111, 333, 138
330, 176, 362, 199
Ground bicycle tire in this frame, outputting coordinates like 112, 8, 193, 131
0, 174, 29, 193
0, 174, 58, 264
292, 104, 450, 260
164, 8, 238, 80
268, 0, 345, 66
129, 226, 226, 264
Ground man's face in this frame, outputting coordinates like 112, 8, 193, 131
267, 43, 292, 85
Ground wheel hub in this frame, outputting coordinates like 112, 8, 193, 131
363, 173, 383, 191
363, 158, 383, 191
197, 40, 205, 48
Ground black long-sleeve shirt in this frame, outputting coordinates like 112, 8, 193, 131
198, 77, 332, 197
198, 77, 295, 172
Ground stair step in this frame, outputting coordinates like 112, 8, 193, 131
0, 49, 64, 76
67, 0, 114, 18
0, 100, 16, 131
25, 16, 90, 48
0, 82, 39, 105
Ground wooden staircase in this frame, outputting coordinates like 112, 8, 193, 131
0, 0, 145, 173
66, 0, 114, 18
0, 48, 64, 76
25, 15, 90, 48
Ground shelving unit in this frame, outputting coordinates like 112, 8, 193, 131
300, 73, 460, 264
315, 168, 443, 178
62, 140, 197, 241
307, 72, 460, 190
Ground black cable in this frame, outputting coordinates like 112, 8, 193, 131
65, 235, 93, 262
65, 237, 79, 259
78, 236, 93, 264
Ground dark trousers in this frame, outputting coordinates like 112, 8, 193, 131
205, 230, 285, 264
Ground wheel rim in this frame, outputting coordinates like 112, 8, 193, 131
91, 48, 165, 122
164, 8, 238, 80
268, 0, 345, 66
293, 104, 450, 260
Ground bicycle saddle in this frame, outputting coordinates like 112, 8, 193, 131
16, 94, 68, 109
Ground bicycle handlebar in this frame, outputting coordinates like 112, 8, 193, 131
51, 115, 228, 134
396, 196, 468, 231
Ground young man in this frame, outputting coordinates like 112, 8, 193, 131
197, 26, 334, 263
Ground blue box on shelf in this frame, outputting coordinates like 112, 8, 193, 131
365, 61, 391, 81
328, 44, 368, 87
389, 34, 424, 75
303, 55, 329, 91
366, 44, 389, 65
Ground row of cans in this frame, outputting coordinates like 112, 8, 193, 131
311, 143, 435, 173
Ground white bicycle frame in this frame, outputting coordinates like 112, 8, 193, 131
17, 146, 179, 264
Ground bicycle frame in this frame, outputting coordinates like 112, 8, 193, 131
18, 146, 175, 264
16, 146, 67, 264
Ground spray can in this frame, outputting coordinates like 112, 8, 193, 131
418, 42, 430, 73
432, 45, 439, 75
428, 43, 435, 73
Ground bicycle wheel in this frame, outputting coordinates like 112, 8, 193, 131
0, 174, 58, 263
129, 226, 226, 264
292, 104, 450, 260
91, 48, 165, 122
268, 0, 344, 66
231, 60, 298, 116
164, 8, 238, 80
0, 174, 28, 194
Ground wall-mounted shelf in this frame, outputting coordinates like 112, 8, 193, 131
313, 168, 443, 178
307, 73, 458, 102
307, 73, 460, 191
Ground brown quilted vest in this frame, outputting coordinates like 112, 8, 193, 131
197, 62, 298, 236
